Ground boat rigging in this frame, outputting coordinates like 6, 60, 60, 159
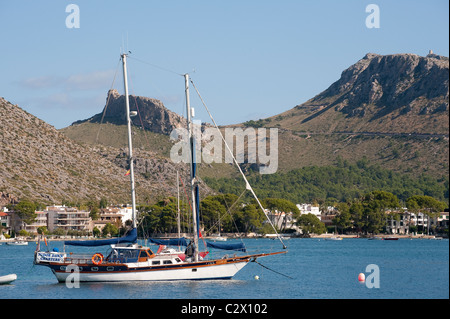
33, 53, 287, 282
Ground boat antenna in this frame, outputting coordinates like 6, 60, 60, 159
121, 53, 137, 229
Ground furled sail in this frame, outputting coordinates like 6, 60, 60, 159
64, 228, 137, 247
206, 241, 246, 252
149, 237, 188, 246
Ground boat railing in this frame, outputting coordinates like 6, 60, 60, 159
63, 253, 137, 265
63, 254, 97, 265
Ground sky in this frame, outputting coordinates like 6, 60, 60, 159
0, 0, 448, 129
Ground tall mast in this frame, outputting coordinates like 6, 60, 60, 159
184, 73, 199, 262
177, 170, 181, 238
121, 53, 137, 229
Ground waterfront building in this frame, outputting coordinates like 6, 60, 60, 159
297, 203, 321, 220
92, 207, 126, 232
46, 206, 91, 233
99, 205, 133, 226
23, 211, 47, 234
0, 209, 11, 236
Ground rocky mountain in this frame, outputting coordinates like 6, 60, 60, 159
244, 52, 449, 178
1, 52, 448, 205
63, 52, 449, 180
269, 52, 449, 134
317, 52, 448, 118
73, 89, 185, 135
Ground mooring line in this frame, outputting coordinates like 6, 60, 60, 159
251, 259, 293, 279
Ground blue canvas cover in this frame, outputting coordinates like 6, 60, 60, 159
64, 228, 137, 246
149, 237, 188, 246
206, 241, 247, 252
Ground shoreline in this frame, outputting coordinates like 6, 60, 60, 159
0, 234, 445, 244
309, 234, 443, 239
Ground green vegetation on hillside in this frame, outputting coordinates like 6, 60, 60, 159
203, 159, 449, 205
137, 195, 302, 236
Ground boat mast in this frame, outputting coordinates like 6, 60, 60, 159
121, 53, 137, 229
177, 170, 181, 238
184, 73, 199, 262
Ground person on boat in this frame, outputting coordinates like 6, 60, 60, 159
185, 240, 195, 261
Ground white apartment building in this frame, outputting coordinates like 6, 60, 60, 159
385, 210, 449, 234
23, 210, 48, 234
16, 205, 135, 235
296, 203, 321, 220
46, 206, 91, 232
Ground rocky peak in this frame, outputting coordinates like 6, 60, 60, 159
311, 52, 449, 119
73, 90, 186, 135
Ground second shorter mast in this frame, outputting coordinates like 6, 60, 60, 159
184, 73, 199, 262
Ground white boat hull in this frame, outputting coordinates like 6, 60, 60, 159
0, 274, 17, 284
53, 260, 248, 282
36, 251, 285, 283
6, 241, 28, 245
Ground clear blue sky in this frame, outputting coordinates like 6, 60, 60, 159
1, 0, 448, 129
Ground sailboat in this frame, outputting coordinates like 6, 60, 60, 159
33, 53, 286, 282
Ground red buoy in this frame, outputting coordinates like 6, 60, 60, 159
358, 273, 365, 282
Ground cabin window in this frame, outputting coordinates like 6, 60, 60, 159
175, 258, 182, 263
116, 249, 139, 262
139, 251, 148, 258
91, 267, 98, 271
152, 261, 160, 265
163, 260, 173, 265
107, 266, 114, 271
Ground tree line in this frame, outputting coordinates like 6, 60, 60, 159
3, 192, 448, 239
137, 195, 299, 236
330, 191, 447, 236
204, 159, 449, 205
138, 191, 447, 237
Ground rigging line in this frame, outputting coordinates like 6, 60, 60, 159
189, 78, 287, 249
96, 58, 121, 144
204, 189, 247, 240
251, 259, 293, 279
179, 173, 192, 211
127, 56, 184, 76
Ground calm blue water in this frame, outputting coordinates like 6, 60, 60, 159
0, 238, 448, 299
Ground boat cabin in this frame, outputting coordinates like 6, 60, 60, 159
106, 245, 155, 263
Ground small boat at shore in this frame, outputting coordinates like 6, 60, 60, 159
6, 240, 28, 246
383, 237, 399, 241
325, 236, 343, 241
0, 274, 17, 285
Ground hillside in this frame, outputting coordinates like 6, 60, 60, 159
2, 52, 447, 206
267, 52, 448, 134
243, 53, 449, 178
0, 97, 198, 205
204, 161, 449, 204
62, 52, 449, 183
